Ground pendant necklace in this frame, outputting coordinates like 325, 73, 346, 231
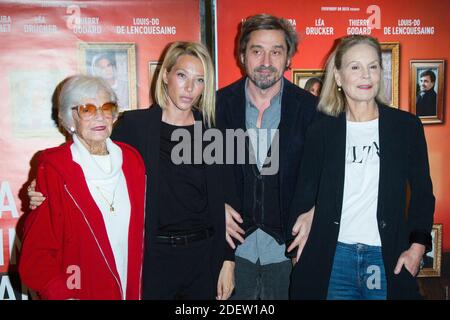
95, 180, 119, 214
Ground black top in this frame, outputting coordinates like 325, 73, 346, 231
158, 121, 210, 233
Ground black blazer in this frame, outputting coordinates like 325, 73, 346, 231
216, 77, 317, 242
111, 104, 231, 296
416, 89, 437, 117
288, 104, 435, 300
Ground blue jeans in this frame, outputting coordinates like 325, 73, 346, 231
327, 242, 387, 300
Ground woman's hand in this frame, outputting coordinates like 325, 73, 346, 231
225, 203, 244, 249
394, 243, 426, 277
287, 206, 315, 265
27, 179, 46, 210
216, 260, 235, 300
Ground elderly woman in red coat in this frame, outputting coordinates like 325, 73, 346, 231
19, 75, 146, 300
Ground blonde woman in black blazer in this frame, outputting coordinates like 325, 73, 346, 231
287, 35, 434, 300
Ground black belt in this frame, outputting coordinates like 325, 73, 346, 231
156, 227, 214, 247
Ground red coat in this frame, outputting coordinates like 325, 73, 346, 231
19, 141, 146, 300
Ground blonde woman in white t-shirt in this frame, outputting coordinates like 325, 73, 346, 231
287, 35, 434, 300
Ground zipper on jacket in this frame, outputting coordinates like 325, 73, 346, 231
64, 184, 124, 300
139, 175, 147, 300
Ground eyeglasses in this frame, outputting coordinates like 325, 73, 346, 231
71, 102, 118, 120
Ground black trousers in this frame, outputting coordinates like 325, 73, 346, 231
143, 237, 215, 300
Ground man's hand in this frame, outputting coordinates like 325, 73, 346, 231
216, 261, 235, 300
27, 179, 46, 210
394, 243, 426, 277
225, 203, 244, 249
287, 206, 315, 265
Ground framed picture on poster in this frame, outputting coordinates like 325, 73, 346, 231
292, 69, 324, 97
418, 224, 442, 277
380, 42, 400, 108
410, 60, 445, 124
78, 42, 137, 112
148, 61, 162, 105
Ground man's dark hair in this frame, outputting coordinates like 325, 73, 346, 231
420, 69, 436, 83
238, 14, 298, 69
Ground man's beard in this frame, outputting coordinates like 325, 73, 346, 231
249, 65, 281, 90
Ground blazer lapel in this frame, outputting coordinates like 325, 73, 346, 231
144, 106, 162, 242
279, 81, 299, 164
228, 79, 247, 131
278, 80, 300, 209
377, 105, 396, 222
332, 112, 347, 221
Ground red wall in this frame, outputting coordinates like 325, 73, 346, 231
217, 0, 450, 251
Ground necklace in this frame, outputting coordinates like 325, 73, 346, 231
95, 183, 118, 214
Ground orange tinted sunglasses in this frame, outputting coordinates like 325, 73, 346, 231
71, 102, 118, 120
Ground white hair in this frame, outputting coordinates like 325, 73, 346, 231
58, 75, 117, 132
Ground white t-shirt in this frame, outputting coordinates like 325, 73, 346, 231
338, 118, 381, 246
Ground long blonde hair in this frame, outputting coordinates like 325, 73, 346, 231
318, 35, 388, 117
154, 41, 216, 127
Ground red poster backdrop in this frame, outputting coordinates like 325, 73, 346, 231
0, 0, 200, 300
216, 0, 450, 251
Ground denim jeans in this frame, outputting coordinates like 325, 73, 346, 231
231, 256, 292, 300
327, 242, 387, 300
